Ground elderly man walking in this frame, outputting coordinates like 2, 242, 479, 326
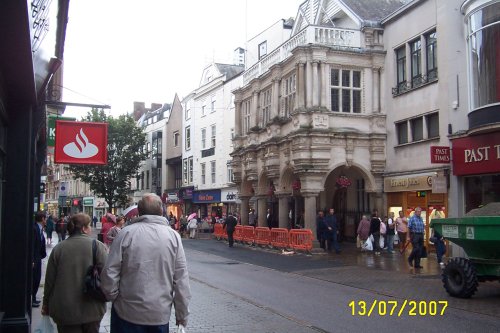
101, 193, 191, 333
408, 207, 425, 269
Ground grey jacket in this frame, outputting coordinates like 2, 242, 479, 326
101, 215, 191, 325
43, 234, 107, 325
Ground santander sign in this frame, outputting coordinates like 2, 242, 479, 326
54, 120, 108, 165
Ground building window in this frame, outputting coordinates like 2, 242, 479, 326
185, 126, 191, 150
283, 73, 296, 117
202, 105, 206, 117
211, 124, 216, 148
426, 30, 437, 81
174, 131, 179, 147
183, 159, 188, 184
227, 160, 234, 183
261, 88, 271, 125
188, 157, 193, 184
258, 41, 267, 59
426, 112, 439, 139
146, 170, 150, 189
396, 46, 407, 93
201, 163, 206, 185
211, 160, 216, 184
211, 100, 216, 113
230, 128, 235, 141
410, 117, 423, 141
243, 99, 251, 134
201, 128, 206, 149
410, 39, 422, 87
396, 121, 408, 144
331, 69, 362, 113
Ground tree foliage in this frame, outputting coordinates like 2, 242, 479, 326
67, 109, 148, 211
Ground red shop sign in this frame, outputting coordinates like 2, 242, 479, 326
430, 146, 450, 163
54, 120, 108, 165
451, 132, 500, 176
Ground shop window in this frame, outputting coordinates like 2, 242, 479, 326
464, 175, 500, 213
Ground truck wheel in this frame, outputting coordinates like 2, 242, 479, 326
442, 257, 478, 298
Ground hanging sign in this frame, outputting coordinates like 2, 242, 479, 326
54, 120, 108, 165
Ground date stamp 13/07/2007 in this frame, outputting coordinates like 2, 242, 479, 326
349, 300, 448, 317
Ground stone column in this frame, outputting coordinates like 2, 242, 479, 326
306, 61, 313, 108
272, 79, 280, 119
257, 196, 267, 227
234, 100, 242, 136
252, 91, 259, 128
312, 61, 319, 107
320, 62, 328, 108
297, 62, 305, 109
304, 193, 320, 248
372, 68, 380, 113
278, 195, 289, 229
240, 196, 249, 225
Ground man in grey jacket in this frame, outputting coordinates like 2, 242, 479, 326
101, 193, 191, 332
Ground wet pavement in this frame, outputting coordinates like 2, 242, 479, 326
31, 229, 500, 332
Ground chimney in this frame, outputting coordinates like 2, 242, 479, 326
133, 102, 146, 121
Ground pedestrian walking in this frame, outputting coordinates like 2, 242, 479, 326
92, 215, 98, 228
370, 209, 382, 255
45, 214, 55, 245
107, 216, 125, 246
101, 193, 191, 333
408, 207, 425, 269
223, 212, 238, 247
32, 211, 47, 308
100, 213, 116, 247
316, 210, 326, 250
187, 215, 198, 239
56, 215, 68, 242
248, 209, 257, 227
430, 228, 446, 269
42, 213, 108, 333
396, 211, 408, 253
386, 212, 396, 253
325, 208, 341, 254
356, 215, 371, 249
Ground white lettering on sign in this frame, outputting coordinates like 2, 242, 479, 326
441, 225, 459, 238
464, 146, 490, 163
49, 127, 56, 138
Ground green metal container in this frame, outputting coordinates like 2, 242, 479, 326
431, 216, 500, 298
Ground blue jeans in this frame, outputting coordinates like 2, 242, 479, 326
387, 234, 395, 252
111, 306, 169, 333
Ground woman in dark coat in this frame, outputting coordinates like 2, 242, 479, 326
45, 214, 55, 244
370, 210, 382, 255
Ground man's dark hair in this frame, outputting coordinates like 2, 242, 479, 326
138, 193, 163, 216
35, 211, 45, 222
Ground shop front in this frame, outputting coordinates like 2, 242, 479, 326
163, 189, 183, 220
179, 186, 195, 217
94, 198, 108, 220
192, 189, 222, 220
221, 188, 240, 217
451, 131, 500, 213
384, 174, 448, 248
83, 197, 94, 217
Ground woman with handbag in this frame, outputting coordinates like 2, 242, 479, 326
42, 213, 108, 333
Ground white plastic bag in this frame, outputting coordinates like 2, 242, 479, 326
176, 324, 187, 333
362, 237, 373, 251
34, 316, 55, 333
379, 236, 385, 249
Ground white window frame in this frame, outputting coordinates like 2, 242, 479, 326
283, 73, 296, 117
201, 128, 206, 149
330, 69, 362, 113
211, 160, 216, 184
261, 88, 272, 126
211, 124, 216, 148
201, 163, 206, 185
185, 126, 191, 150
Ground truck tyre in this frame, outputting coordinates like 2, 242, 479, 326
442, 257, 478, 298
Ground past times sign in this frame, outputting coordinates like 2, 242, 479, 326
451, 132, 500, 175
54, 120, 108, 165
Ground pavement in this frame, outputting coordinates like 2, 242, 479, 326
31, 228, 500, 332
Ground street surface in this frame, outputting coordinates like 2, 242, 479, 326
33, 232, 500, 332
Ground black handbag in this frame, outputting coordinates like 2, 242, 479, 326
83, 239, 107, 302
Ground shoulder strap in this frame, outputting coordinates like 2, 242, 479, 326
92, 239, 97, 266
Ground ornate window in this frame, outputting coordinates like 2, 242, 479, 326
261, 88, 272, 126
282, 73, 296, 117
330, 69, 362, 113
242, 99, 251, 134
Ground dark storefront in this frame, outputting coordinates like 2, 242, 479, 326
0, 1, 70, 331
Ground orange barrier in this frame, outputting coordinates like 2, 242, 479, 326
242, 226, 256, 245
289, 229, 313, 252
270, 228, 289, 249
233, 225, 244, 242
254, 227, 271, 246
213, 224, 224, 240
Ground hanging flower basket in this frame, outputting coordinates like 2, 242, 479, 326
292, 180, 301, 190
336, 175, 352, 188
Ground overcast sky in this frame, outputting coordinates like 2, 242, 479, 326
61, 0, 304, 118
